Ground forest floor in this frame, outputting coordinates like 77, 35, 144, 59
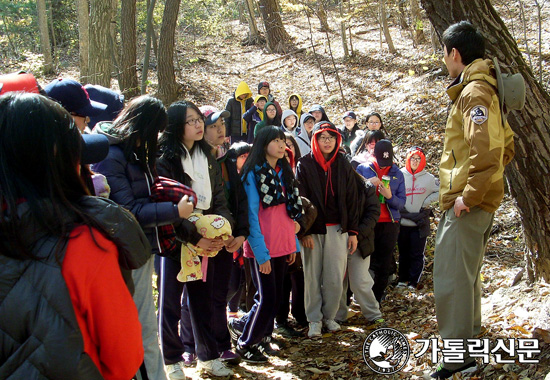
3, 2, 550, 379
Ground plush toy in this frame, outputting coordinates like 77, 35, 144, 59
177, 213, 232, 283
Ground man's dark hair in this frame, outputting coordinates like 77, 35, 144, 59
442, 21, 485, 65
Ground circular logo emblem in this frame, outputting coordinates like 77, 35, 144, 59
363, 327, 410, 374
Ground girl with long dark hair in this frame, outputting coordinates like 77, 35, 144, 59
0, 93, 146, 379
156, 100, 235, 378
228, 126, 302, 363
93, 95, 194, 380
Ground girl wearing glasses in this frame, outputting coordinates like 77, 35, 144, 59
296, 122, 360, 338
397, 146, 439, 289
155, 101, 235, 377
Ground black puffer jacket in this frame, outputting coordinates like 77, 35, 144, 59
157, 145, 235, 261
0, 196, 149, 379
218, 151, 249, 239
354, 174, 381, 258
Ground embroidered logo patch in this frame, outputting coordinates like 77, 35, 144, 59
471, 105, 488, 124
383, 152, 390, 159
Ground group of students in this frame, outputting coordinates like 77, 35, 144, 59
0, 73, 439, 380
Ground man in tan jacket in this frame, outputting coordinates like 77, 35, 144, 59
432, 21, 515, 379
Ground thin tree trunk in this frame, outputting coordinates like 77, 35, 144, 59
316, 0, 330, 32
76, 0, 90, 81
89, 0, 113, 87
142, 0, 157, 94
157, 0, 181, 104
243, 0, 262, 45
37, 0, 54, 74
324, 28, 346, 109
421, 0, 550, 282
340, 0, 349, 59
120, 0, 138, 97
306, 11, 330, 94
398, 0, 409, 29
257, 0, 290, 53
410, 0, 425, 45
379, 0, 396, 54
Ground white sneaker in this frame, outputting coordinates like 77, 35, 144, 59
166, 362, 185, 380
308, 321, 322, 338
196, 358, 234, 377
396, 282, 407, 288
323, 319, 341, 332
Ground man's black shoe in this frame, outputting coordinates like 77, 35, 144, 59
276, 322, 303, 338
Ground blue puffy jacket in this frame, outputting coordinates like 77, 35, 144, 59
93, 141, 181, 255
356, 162, 406, 222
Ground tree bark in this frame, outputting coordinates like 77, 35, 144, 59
421, 0, 550, 282
243, 0, 262, 45
257, 0, 290, 53
142, 0, 157, 94
37, 0, 54, 74
410, 0, 425, 45
120, 0, 138, 98
89, 0, 113, 87
397, 0, 409, 29
76, 0, 90, 81
340, 0, 349, 59
379, 0, 396, 54
157, 0, 181, 105
316, 0, 330, 32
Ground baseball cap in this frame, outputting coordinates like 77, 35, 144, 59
45, 78, 107, 117
258, 81, 270, 92
342, 111, 357, 120
374, 139, 394, 167
81, 134, 109, 165
199, 105, 230, 126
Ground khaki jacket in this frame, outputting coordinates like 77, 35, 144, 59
439, 59, 515, 213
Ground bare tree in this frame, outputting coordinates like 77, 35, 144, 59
120, 0, 138, 97
257, 0, 291, 53
76, 0, 90, 81
421, 0, 550, 282
89, 0, 113, 86
141, 0, 157, 94
379, 0, 396, 54
37, 0, 54, 74
340, 0, 349, 59
410, 0, 425, 45
157, 0, 181, 104
242, 0, 264, 45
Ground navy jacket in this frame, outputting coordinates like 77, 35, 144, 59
93, 144, 181, 255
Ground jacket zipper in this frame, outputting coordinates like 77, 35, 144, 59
450, 149, 457, 190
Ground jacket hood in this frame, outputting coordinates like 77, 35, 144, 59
308, 104, 330, 122
288, 93, 303, 115
405, 147, 427, 174
263, 101, 281, 122
92, 121, 124, 145
299, 112, 315, 129
234, 81, 252, 101
254, 94, 268, 104
281, 109, 298, 131
310, 121, 342, 171
447, 59, 497, 102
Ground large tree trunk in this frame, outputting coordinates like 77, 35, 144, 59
157, 0, 181, 105
257, 0, 290, 53
37, 0, 54, 74
379, 0, 396, 54
421, 0, 550, 282
89, 0, 113, 87
120, 0, 138, 98
76, 0, 90, 81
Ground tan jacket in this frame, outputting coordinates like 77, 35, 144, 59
439, 59, 515, 213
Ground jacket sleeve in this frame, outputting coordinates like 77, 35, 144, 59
79, 196, 151, 270
243, 171, 270, 265
343, 160, 360, 234
461, 85, 506, 208
243, 105, 257, 124
359, 180, 380, 233
228, 161, 250, 238
422, 176, 440, 208
157, 156, 203, 245
63, 227, 144, 380
296, 196, 317, 239
356, 163, 376, 180
209, 158, 235, 229
93, 150, 180, 230
385, 168, 406, 211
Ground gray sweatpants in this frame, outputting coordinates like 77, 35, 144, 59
336, 253, 381, 322
301, 225, 349, 323
434, 207, 494, 370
